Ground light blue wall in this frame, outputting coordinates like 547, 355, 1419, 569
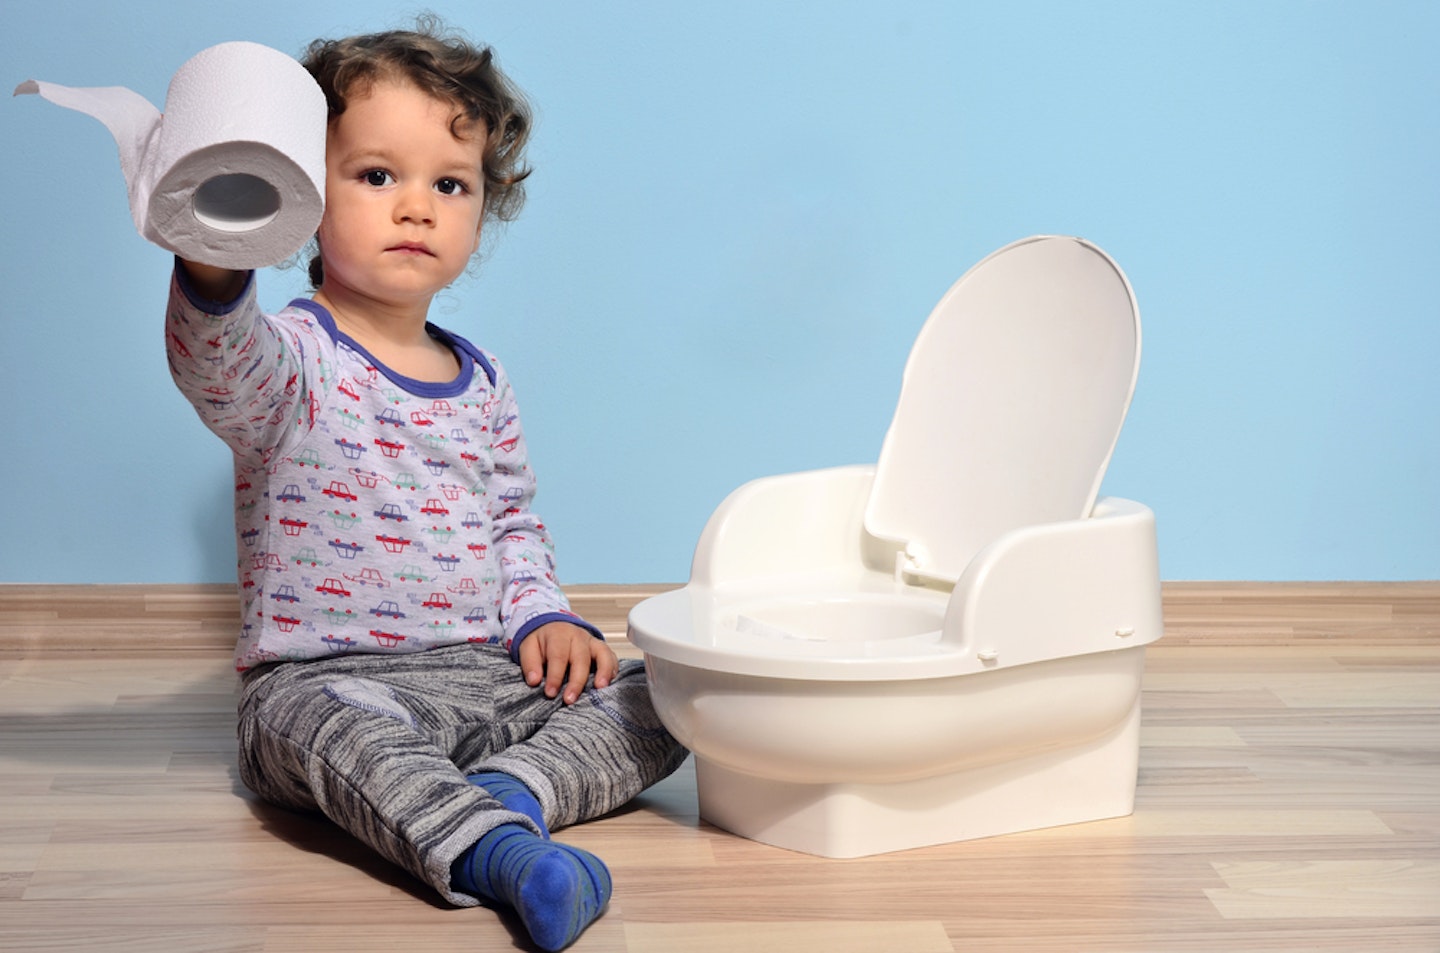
2, 1, 1436, 584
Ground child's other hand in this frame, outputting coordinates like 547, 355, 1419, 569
517, 622, 618, 705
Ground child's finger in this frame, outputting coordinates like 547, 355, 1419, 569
542, 640, 569, 699
518, 635, 544, 687
593, 644, 619, 690
561, 637, 592, 704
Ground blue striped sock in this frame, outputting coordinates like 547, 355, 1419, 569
451, 824, 611, 952
467, 771, 549, 838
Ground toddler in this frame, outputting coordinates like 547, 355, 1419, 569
168, 21, 686, 952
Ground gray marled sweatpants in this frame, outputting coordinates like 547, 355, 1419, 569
237, 643, 687, 906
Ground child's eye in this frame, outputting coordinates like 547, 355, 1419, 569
435, 178, 469, 196
362, 170, 395, 187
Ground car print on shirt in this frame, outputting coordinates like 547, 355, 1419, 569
394, 565, 429, 584
375, 503, 408, 523
370, 630, 406, 648
278, 516, 309, 537
345, 568, 387, 589
320, 606, 357, 625
438, 483, 470, 501
376, 533, 412, 554
328, 539, 365, 559
322, 481, 357, 502
370, 600, 405, 620
335, 437, 367, 460
321, 634, 358, 654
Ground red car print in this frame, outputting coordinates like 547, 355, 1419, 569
346, 568, 388, 588
278, 517, 309, 537
322, 481, 357, 502
376, 534, 412, 554
370, 630, 407, 648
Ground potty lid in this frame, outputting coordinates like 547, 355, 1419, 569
863, 236, 1140, 583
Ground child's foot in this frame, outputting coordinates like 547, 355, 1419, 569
467, 771, 549, 837
452, 824, 611, 952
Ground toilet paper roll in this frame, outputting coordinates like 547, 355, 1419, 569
16, 41, 326, 270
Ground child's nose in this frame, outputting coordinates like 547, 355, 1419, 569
394, 184, 435, 224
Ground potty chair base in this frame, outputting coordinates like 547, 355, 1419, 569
696, 697, 1141, 858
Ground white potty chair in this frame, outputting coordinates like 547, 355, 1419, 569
628, 235, 1163, 857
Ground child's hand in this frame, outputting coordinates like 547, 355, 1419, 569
179, 258, 247, 302
517, 622, 619, 705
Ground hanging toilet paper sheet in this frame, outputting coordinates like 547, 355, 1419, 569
15, 41, 326, 270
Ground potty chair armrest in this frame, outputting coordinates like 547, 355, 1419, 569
941, 497, 1163, 670
691, 465, 876, 587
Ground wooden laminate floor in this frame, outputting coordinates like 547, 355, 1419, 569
1, 584, 1437, 952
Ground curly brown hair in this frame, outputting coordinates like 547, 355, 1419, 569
300, 16, 533, 286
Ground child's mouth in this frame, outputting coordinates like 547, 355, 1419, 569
387, 242, 434, 256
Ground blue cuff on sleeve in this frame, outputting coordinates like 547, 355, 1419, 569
509, 612, 606, 663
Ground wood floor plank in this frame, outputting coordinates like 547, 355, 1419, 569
1207, 859, 1440, 919
624, 920, 955, 953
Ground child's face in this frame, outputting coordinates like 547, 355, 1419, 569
315, 79, 486, 311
